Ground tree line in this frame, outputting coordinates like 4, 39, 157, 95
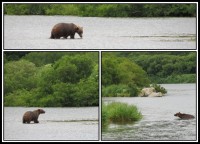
4, 52, 99, 107
4, 52, 196, 105
102, 53, 150, 97
112, 52, 196, 84
102, 52, 196, 97
4, 3, 196, 17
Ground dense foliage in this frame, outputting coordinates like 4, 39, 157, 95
4, 4, 196, 17
114, 52, 196, 83
102, 102, 142, 129
102, 52, 196, 97
151, 84, 167, 94
102, 53, 150, 97
4, 52, 99, 107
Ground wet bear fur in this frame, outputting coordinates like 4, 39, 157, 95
23, 109, 45, 124
174, 112, 195, 120
50, 23, 83, 39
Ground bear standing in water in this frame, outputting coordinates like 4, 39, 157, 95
23, 109, 45, 124
50, 23, 83, 39
174, 112, 195, 120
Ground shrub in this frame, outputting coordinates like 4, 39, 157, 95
151, 83, 167, 94
102, 102, 142, 126
102, 84, 131, 97
102, 84, 139, 97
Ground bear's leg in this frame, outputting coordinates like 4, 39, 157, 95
34, 120, 39, 123
53, 34, 60, 39
70, 34, 75, 39
50, 33, 55, 39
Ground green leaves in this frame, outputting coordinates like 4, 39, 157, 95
4, 4, 196, 17
4, 60, 37, 94
4, 52, 99, 107
102, 53, 150, 97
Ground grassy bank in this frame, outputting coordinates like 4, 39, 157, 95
102, 102, 142, 129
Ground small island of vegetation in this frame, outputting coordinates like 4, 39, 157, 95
102, 102, 142, 129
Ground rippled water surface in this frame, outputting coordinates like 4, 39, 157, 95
4, 107, 99, 141
4, 16, 196, 49
102, 84, 197, 141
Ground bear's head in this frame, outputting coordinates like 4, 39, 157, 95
76, 25, 83, 38
174, 112, 181, 117
38, 109, 45, 114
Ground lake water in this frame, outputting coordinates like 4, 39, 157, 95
102, 84, 197, 141
4, 16, 196, 49
3, 107, 99, 141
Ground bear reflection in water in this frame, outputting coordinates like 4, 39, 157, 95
174, 112, 195, 120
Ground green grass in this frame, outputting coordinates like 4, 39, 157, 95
102, 103, 109, 129
102, 102, 142, 129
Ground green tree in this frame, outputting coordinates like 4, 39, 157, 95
117, 59, 149, 87
113, 52, 196, 83
53, 54, 94, 83
102, 53, 150, 87
4, 60, 37, 95
102, 55, 120, 85
4, 52, 99, 107
4, 3, 196, 17
102, 53, 150, 97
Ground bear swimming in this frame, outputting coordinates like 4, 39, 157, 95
50, 23, 83, 39
23, 109, 45, 124
174, 112, 195, 120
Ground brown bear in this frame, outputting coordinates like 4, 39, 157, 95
50, 23, 83, 39
22, 109, 45, 124
174, 112, 195, 120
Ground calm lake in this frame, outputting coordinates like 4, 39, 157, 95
102, 84, 197, 141
4, 16, 196, 49
3, 107, 99, 141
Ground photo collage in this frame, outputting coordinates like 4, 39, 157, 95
2, 2, 198, 142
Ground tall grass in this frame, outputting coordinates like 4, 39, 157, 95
102, 102, 142, 129
102, 103, 109, 129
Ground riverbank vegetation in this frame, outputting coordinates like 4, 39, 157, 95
4, 52, 99, 107
102, 102, 142, 129
4, 3, 196, 17
114, 52, 196, 84
102, 52, 196, 97
102, 53, 150, 97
